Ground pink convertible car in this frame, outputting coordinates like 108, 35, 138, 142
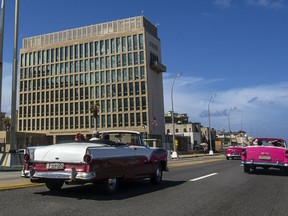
242, 138, 287, 173
225, 146, 244, 160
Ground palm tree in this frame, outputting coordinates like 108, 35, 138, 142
90, 102, 100, 130
3, 116, 11, 131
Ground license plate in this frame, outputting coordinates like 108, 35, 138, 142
46, 163, 64, 170
259, 156, 271, 160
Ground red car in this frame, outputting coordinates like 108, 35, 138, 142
242, 138, 287, 173
225, 146, 243, 160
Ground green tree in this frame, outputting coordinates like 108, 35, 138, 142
90, 102, 100, 130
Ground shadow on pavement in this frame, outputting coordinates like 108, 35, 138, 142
34, 179, 185, 200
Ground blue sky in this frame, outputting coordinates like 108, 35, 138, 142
1, 0, 288, 140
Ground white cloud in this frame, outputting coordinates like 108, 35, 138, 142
163, 74, 288, 139
246, 0, 285, 9
214, 0, 233, 8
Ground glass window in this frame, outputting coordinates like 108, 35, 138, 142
122, 54, 127, 66
134, 52, 138, 65
139, 34, 143, 49
124, 98, 128, 111
118, 114, 123, 127
130, 113, 135, 126
118, 99, 122, 112
106, 85, 110, 97
122, 37, 126, 52
106, 56, 110, 69
140, 51, 144, 64
128, 68, 133, 80
95, 58, 99, 70
111, 55, 115, 68
105, 39, 110, 54
140, 66, 145, 79
85, 43, 89, 58
74, 44, 78, 59
123, 68, 127, 81
136, 113, 141, 126
89, 42, 94, 57
70, 45, 73, 59
141, 81, 146, 94
128, 53, 133, 66
101, 86, 105, 98
116, 37, 121, 53
100, 40, 104, 55
127, 36, 132, 51
117, 69, 121, 82
130, 98, 134, 111
116, 54, 121, 67
129, 83, 134, 95
124, 114, 129, 127
79, 44, 83, 58
142, 97, 146, 109
133, 35, 138, 50
65, 46, 69, 60
111, 38, 115, 54
95, 41, 99, 56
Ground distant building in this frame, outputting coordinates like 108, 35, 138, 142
164, 111, 208, 151
18, 16, 166, 143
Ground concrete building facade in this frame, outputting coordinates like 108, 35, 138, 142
18, 16, 166, 143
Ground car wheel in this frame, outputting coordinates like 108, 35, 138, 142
150, 164, 163, 185
45, 179, 64, 191
102, 178, 119, 195
244, 164, 250, 173
226, 156, 229, 160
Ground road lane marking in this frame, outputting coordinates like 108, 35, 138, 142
189, 173, 218, 182
0, 182, 44, 191
168, 158, 224, 169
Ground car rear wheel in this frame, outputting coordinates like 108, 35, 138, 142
150, 164, 163, 185
244, 164, 251, 173
45, 179, 64, 191
102, 178, 119, 195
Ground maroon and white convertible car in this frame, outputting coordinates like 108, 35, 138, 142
21, 130, 169, 194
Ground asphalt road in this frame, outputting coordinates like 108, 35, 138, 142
1, 155, 288, 216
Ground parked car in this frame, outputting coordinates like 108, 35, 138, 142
241, 138, 287, 173
21, 130, 169, 194
225, 146, 244, 160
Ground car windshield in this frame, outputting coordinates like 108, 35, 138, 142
100, 132, 143, 146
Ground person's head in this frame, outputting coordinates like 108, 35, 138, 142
102, 133, 109, 140
75, 133, 85, 141
92, 130, 100, 138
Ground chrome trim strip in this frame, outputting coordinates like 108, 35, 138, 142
242, 161, 288, 167
29, 170, 96, 181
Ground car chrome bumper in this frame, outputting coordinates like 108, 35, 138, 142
21, 167, 96, 181
242, 161, 288, 167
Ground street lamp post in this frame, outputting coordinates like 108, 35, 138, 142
208, 94, 216, 155
228, 107, 235, 146
171, 73, 182, 159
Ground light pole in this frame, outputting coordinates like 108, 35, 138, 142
10, 0, 19, 153
228, 107, 236, 146
208, 94, 216, 155
171, 73, 182, 159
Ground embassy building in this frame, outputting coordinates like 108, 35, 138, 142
18, 16, 166, 143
